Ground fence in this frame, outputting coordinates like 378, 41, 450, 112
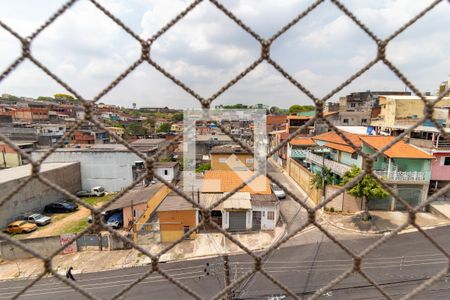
1, 0, 450, 299
288, 158, 321, 204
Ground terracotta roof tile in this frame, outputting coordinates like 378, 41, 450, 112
324, 142, 356, 153
201, 171, 271, 194
360, 136, 434, 159
289, 137, 316, 146
313, 131, 363, 148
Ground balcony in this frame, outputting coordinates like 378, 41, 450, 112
305, 151, 351, 176
373, 170, 430, 182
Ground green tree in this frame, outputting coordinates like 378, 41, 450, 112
288, 105, 315, 114
340, 166, 389, 221
195, 163, 211, 173
310, 166, 334, 206
156, 122, 171, 133
37, 96, 54, 102
54, 93, 76, 101
172, 112, 184, 122
127, 122, 146, 136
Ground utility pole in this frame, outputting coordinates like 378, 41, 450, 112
223, 255, 232, 300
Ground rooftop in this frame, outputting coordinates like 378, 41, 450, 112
157, 193, 195, 212
201, 171, 271, 194
313, 131, 363, 148
106, 182, 164, 211
130, 138, 167, 145
0, 162, 79, 184
289, 137, 316, 146
210, 144, 251, 154
360, 136, 434, 159
266, 115, 287, 125
324, 141, 356, 153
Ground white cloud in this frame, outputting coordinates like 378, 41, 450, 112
0, 0, 449, 107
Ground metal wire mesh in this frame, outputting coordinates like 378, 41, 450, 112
1, 0, 450, 299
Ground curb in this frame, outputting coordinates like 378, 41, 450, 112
323, 214, 450, 236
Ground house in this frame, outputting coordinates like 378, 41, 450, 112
200, 170, 279, 231
338, 91, 410, 126
266, 115, 286, 133
157, 192, 198, 243
307, 131, 434, 210
13, 108, 49, 123
130, 138, 174, 159
105, 126, 125, 142
153, 161, 180, 182
106, 182, 169, 229
287, 137, 316, 163
195, 134, 233, 161
210, 144, 254, 171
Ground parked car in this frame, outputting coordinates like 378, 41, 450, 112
271, 183, 286, 199
106, 213, 123, 229
76, 186, 105, 197
24, 214, 51, 226
87, 212, 107, 224
44, 201, 78, 213
4, 220, 37, 234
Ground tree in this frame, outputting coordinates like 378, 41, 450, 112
156, 122, 171, 133
340, 166, 389, 221
288, 105, 315, 114
37, 96, 54, 102
127, 122, 146, 136
54, 93, 76, 101
172, 112, 183, 122
195, 163, 211, 173
310, 166, 333, 206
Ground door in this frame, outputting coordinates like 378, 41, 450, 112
228, 211, 247, 232
252, 211, 261, 231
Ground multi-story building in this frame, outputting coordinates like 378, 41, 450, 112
13, 108, 49, 123
338, 91, 411, 126
308, 131, 434, 210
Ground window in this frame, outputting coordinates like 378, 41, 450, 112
164, 169, 168, 175
343, 119, 349, 124
361, 119, 367, 124
218, 157, 227, 163
443, 157, 450, 166
351, 152, 358, 160
267, 211, 274, 220
246, 158, 254, 164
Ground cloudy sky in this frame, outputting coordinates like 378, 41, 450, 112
0, 0, 449, 109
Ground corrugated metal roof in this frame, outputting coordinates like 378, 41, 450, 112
107, 183, 164, 210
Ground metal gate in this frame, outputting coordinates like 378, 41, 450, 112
228, 211, 247, 232
252, 211, 261, 230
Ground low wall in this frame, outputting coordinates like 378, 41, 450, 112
325, 185, 362, 213
288, 159, 321, 204
0, 235, 65, 260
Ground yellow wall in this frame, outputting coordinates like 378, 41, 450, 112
0, 144, 22, 168
135, 185, 172, 231
158, 210, 197, 243
211, 153, 254, 171
376, 96, 450, 127
288, 158, 321, 204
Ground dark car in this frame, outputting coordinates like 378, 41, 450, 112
106, 212, 123, 229
44, 201, 78, 213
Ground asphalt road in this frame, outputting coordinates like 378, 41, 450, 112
1, 225, 450, 300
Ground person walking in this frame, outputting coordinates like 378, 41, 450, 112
66, 267, 76, 281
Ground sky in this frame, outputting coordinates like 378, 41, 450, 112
0, 0, 449, 109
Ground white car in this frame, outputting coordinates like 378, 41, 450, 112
25, 213, 51, 226
271, 183, 286, 199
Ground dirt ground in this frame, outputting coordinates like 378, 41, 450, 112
24, 206, 91, 239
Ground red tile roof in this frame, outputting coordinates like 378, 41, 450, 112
324, 142, 356, 153
290, 137, 316, 146
313, 131, 363, 148
360, 136, 434, 159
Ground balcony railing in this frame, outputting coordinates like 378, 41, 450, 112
373, 170, 429, 182
305, 151, 351, 176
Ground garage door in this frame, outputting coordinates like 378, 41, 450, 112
228, 211, 247, 232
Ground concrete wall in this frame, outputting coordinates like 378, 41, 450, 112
155, 166, 176, 182
325, 185, 362, 213
0, 163, 81, 228
288, 158, 321, 204
0, 235, 62, 260
32, 150, 139, 191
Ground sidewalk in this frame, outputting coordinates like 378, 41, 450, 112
323, 211, 450, 235
0, 225, 285, 281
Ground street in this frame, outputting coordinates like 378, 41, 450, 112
1, 225, 450, 299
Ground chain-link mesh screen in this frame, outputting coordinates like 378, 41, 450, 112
1, 0, 450, 299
